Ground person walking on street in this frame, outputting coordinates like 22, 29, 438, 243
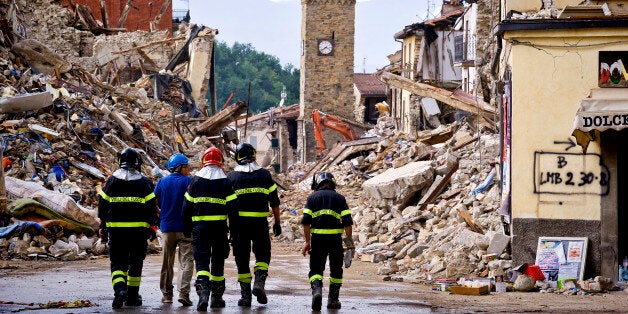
98, 148, 158, 309
301, 172, 354, 311
182, 147, 238, 311
154, 153, 194, 306
227, 142, 281, 307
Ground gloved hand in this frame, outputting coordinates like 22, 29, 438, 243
272, 221, 282, 237
147, 226, 157, 241
343, 237, 355, 268
301, 242, 311, 257
99, 228, 108, 243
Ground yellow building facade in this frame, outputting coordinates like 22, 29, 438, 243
499, 20, 628, 280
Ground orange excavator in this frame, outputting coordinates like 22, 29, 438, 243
312, 109, 357, 156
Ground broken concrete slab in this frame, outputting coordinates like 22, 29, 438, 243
362, 161, 434, 207
187, 27, 217, 108
11, 39, 72, 75
487, 233, 511, 255
0, 92, 53, 114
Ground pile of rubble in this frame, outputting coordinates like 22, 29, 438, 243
0, 0, 510, 283
275, 115, 510, 282
0, 1, 222, 260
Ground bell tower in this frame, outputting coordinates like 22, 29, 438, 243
298, 0, 356, 162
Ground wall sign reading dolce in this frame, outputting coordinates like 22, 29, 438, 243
534, 152, 610, 195
580, 114, 628, 128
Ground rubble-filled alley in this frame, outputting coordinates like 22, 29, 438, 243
1, 0, 628, 312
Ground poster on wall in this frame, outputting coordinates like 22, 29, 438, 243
599, 51, 628, 88
535, 237, 588, 282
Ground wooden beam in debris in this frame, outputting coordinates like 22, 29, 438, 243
194, 101, 248, 136
416, 162, 459, 212
132, 43, 157, 69
453, 135, 479, 151
72, 68, 138, 104
76, 5, 101, 31
457, 203, 484, 234
270, 173, 291, 191
175, 122, 190, 149
380, 72, 497, 121
99, 0, 109, 28
302, 136, 384, 181
150, 0, 172, 31
117, 0, 134, 28
112, 36, 186, 55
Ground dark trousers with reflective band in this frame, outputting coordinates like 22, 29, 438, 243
309, 234, 343, 284
109, 228, 148, 291
193, 224, 227, 282
233, 222, 271, 283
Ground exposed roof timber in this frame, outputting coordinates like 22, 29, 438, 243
394, 9, 464, 39
380, 72, 496, 121
496, 18, 628, 36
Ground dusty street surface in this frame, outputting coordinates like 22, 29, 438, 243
1, 242, 627, 313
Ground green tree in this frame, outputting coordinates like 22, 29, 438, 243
210, 41, 300, 114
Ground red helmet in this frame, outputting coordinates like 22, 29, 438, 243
202, 147, 223, 167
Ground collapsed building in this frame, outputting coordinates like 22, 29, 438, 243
0, 0, 626, 297
0, 0, 228, 259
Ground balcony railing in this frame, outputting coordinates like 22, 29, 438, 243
454, 34, 476, 64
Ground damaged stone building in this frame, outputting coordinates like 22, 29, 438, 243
497, 0, 628, 282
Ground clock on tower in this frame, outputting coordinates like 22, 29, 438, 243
299, 0, 356, 162
317, 39, 334, 56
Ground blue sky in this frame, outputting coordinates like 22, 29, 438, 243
175, 0, 429, 73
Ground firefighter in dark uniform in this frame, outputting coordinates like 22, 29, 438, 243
301, 172, 354, 311
182, 147, 238, 311
227, 142, 281, 307
98, 148, 158, 309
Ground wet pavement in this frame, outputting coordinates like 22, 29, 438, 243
0, 248, 434, 313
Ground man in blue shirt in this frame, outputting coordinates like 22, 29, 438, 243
154, 153, 194, 306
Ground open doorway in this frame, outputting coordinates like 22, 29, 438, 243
601, 129, 628, 280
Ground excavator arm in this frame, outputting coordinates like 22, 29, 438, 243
312, 109, 357, 155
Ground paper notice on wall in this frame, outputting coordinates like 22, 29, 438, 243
567, 241, 584, 263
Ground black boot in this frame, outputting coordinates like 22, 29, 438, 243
311, 280, 323, 311
327, 283, 341, 309
195, 278, 211, 311
252, 270, 268, 304
237, 282, 252, 307
124, 286, 142, 307
210, 281, 226, 308
112, 282, 127, 309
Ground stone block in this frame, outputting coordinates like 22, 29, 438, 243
452, 228, 483, 249
392, 155, 411, 168
371, 253, 387, 263
362, 161, 434, 203
487, 233, 511, 255
395, 242, 413, 259
514, 274, 536, 291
